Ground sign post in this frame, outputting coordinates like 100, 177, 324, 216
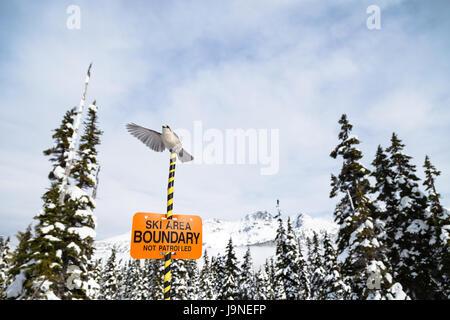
130, 152, 202, 300
164, 152, 176, 300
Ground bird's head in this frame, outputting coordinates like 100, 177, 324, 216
162, 125, 171, 132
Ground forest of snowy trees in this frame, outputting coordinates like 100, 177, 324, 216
0, 104, 448, 299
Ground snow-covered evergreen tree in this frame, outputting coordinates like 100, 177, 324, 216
321, 232, 349, 300
86, 258, 101, 299
310, 232, 325, 300
273, 219, 287, 299
237, 247, 255, 300
171, 259, 189, 300
385, 133, 434, 299
0, 237, 12, 297
3, 226, 32, 299
122, 259, 142, 300
9, 107, 78, 299
221, 238, 240, 300
6, 101, 101, 300
371, 145, 396, 222
185, 260, 199, 299
329, 114, 372, 257
133, 260, 147, 300
210, 255, 225, 300
141, 259, 151, 300
254, 267, 271, 300
148, 260, 164, 300
423, 155, 450, 299
344, 182, 408, 299
60, 101, 101, 299
100, 247, 119, 300
198, 250, 214, 300
72, 101, 102, 191
330, 115, 406, 300
273, 218, 309, 299
263, 258, 276, 300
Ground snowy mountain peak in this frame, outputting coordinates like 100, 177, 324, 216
242, 210, 273, 222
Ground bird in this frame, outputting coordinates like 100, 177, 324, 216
126, 123, 194, 162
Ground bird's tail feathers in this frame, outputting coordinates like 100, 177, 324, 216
178, 149, 194, 163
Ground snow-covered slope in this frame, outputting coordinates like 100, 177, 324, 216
94, 211, 337, 268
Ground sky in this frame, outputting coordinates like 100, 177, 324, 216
0, 0, 449, 241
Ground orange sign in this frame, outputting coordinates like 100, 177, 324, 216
130, 212, 202, 260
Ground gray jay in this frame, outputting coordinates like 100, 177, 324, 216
126, 123, 194, 162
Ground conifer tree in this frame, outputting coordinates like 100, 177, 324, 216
60, 101, 102, 299
221, 238, 240, 300
122, 259, 143, 300
100, 247, 119, 300
0, 237, 12, 297
185, 260, 199, 300
254, 267, 270, 300
344, 183, 407, 299
310, 232, 326, 300
142, 259, 152, 300
273, 219, 287, 299
371, 145, 396, 222
385, 133, 434, 299
238, 247, 255, 300
7, 102, 101, 299
305, 235, 315, 277
210, 255, 225, 300
4, 226, 32, 299
329, 115, 405, 299
172, 259, 189, 300
423, 156, 450, 298
263, 258, 276, 300
329, 114, 372, 259
86, 258, 101, 299
321, 232, 349, 300
72, 101, 102, 191
133, 260, 147, 300
149, 260, 164, 300
11, 107, 78, 299
198, 250, 214, 300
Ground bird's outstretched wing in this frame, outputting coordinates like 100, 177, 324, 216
126, 123, 165, 152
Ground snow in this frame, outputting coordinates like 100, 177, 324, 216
54, 222, 65, 230
75, 209, 93, 218
399, 196, 412, 209
440, 225, 450, 243
406, 219, 428, 234
88, 103, 98, 112
41, 225, 54, 234
66, 185, 92, 204
68, 226, 96, 240
67, 242, 81, 255
44, 235, 60, 242
53, 166, 66, 179
387, 283, 408, 300
5, 270, 26, 298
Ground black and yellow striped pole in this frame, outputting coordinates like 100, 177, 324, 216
163, 152, 176, 300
